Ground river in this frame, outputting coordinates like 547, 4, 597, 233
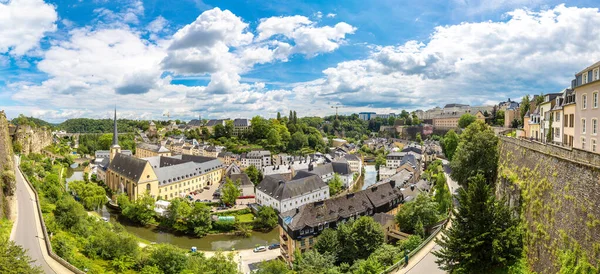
66, 169, 279, 251
361, 165, 378, 190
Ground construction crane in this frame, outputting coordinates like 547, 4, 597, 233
330, 105, 344, 120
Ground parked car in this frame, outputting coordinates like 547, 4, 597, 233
253, 246, 267, 253
101, 217, 109, 222
268, 243, 280, 250
203, 186, 210, 190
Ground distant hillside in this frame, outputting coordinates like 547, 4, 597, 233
59, 118, 149, 133
11, 115, 55, 129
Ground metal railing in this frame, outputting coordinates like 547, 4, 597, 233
381, 218, 450, 274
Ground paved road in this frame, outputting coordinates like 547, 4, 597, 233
396, 160, 459, 274
11, 156, 56, 274
405, 245, 444, 274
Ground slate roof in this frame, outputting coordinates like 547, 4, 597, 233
229, 173, 253, 187
281, 191, 372, 231
280, 182, 403, 231
444, 103, 469, 108
108, 153, 148, 181
246, 150, 270, 158
137, 142, 170, 153
331, 160, 352, 175
400, 154, 418, 168
257, 174, 327, 201
343, 153, 360, 161
364, 181, 402, 208
188, 119, 202, 127
233, 118, 250, 127
206, 119, 225, 126
576, 61, 600, 75
372, 213, 395, 227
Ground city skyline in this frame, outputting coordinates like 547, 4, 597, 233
3, 0, 600, 122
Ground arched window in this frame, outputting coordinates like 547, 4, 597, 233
146, 184, 151, 191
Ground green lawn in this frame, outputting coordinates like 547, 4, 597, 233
237, 213, 255, 223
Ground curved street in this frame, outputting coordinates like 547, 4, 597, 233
10, 156, 74, 274
395, 159, 459, 274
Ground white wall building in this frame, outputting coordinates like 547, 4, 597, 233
255, 173, 329, 212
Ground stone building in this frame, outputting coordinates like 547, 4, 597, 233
135, 142, 171, 158
573, 61, 600, 153
255, 173, 329, 213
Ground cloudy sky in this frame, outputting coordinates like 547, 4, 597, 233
2, 0, 600, 122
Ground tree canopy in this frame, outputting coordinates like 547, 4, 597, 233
221, 178, 241, 206
433, 174, 523, 273
328, 173, 343, 196
450, 121, 499, 187
458, 114, 477, 128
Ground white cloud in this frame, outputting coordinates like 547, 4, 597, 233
291, 4, 600, 111
326, 13, 336, 18
147, 16, 168, 33
0, 0, 58, 55
93, 0, 144, 26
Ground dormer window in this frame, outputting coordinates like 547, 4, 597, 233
584, 72, 589, 84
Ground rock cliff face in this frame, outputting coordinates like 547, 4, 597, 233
497, 136, 600, 273
0, 111, 14, 218
11, 124, 52, 155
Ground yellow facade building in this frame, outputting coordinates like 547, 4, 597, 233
432, 110, 485, 128
136, 142, 171, 158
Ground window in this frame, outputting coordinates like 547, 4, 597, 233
582, 137, 586, 150
582, 119, 587, 134
583, 94, 588, 109
584, 72, 589, 84
556, 114, 560, 122
594, 119, 598, 135
595, 92, 599, 108
595, 68, 599, 81
593, 139, 597, 152
570, 114, 575, 128
564, 115, 568, 127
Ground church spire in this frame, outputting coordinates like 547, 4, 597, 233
112, 107, 119, 147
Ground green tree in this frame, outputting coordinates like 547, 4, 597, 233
352, 257, 384, 274
350, 216, 385, 261
433, 174, 523, 273
415, 133, 423, 144
296, 250, 337, 274
450, 121, 499, 187
328, 174, 343, 196
0, 240, 43, 274
433, 173, 452, 215
374, 154, 386, 171
257, 259, 291, 274
395, 193, 440, 235
54, 197, 87, 230
397, 235, 423, 253
266, 128, 281, 149
148, 244, 188, 274
68, 181, 107, 210
442, 129, 459, 161
165, 198, 192, 232
314, 228, 340, 256
255, 206, 278, 230
368, 244, 399, 267
458, 114, 477, 128
289, 131, 308, 151
520, 95, 530, 122
244, 165, 263, 185
188, 202, 212, 237
119, 194, 156, 225
221, 178, 241, 206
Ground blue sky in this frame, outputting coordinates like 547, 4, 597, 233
2, 0, 600, 122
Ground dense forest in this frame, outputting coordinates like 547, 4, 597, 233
59, 118, 151, 133
11, 115, 55, 129
77, 133, 137, 155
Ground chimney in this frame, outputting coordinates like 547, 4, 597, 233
296, 208, 299, 214
390, 180, 396, 189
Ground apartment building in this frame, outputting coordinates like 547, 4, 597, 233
573, 61, 600, 153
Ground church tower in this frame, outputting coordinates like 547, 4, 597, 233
109, 107, 122, 161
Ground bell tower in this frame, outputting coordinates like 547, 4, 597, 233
109, 107, 121, 161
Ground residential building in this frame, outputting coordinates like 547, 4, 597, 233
550, 90, 572, 145
432, 110, 485, 129
106, 153, 225, 201
256, 173, 329, 213
539, 93, 561, 143
233, 118, 251, 137
241, 150, 272, 169
358, 112, 377, 120
303, 160, 355, 188
378, 166, 397, 180
217, 152, 238, 165
376, 113, 396, 119
523, 110, 531, 139
278, 181, 403, 263
342, 154, 362, 174
136, 142, 171, 158
331, 138, 347, 147
205, 119, 226, 133
529, 107, 542, 141
573, 61, 600, 153
563, 91, 577, 147
386, 152, 403, 168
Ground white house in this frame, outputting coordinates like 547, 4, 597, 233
241, 150, 271, 169
255, 173, 329, 212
